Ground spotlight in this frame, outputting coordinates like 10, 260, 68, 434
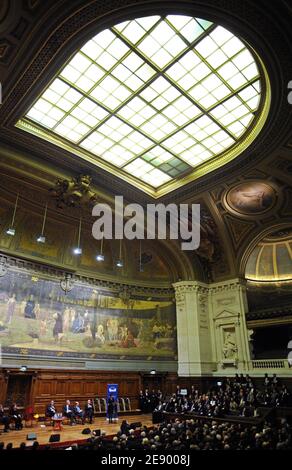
150, 369, 156, 375
116, 259, 123, 268
6, 227, 15, 236
73, 218, 82, 256
20, 366, 27, 372
96, 253, 104, 262
36, 235, 46, 243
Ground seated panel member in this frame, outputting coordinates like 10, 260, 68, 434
63, 400, 75, 425
84, 399, 94, 424
73, 401, 84, 423
9, 403, 23, 430
0, 404, 10, 432
46, 400, 56, 418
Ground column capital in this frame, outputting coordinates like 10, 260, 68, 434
172, 280, 208, 296
208, 278, 247, 294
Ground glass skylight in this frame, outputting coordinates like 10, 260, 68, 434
21, 14, 265, 193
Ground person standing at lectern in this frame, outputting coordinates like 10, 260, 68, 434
107, 395, 115, 424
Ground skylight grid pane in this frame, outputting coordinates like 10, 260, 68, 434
92, 29, 116, 49
113, 20, 131, 33
68, 52, 92, 74
54, 113, 91, 142
151, 21, 175, 45
135, 16, 161, 31
81, 39, 103, 61
106, 38, 130, 60
101, 151, 134, 166
124, 158, 154, 176
164, 35, 187, 57
117, 20, 146, 43
138, 36, 160, 58
210, 26, 233, 46
179, 150, 205, 167
140, 170, 172, 187
232, 49, 254, 68
228, 73, 248, 90
195, 36, 218, 57
141, 147, 177, 165
180, 19, 205, 43
222, 37, 244, 58
238, 84, 259, 101
163, 132, 198, 152
166, 15, 193, 30
207, 49, 228, 68
227, 121, 246, 137
179, 51, 202, 72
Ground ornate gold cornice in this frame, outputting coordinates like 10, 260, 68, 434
0, 252, 175, 298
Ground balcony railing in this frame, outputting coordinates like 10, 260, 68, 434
251, 359, 291, 370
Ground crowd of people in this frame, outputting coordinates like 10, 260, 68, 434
152, 374, 291, 418
1, 374, 291, 451
1, 416, 291, 451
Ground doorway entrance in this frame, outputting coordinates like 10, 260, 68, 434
5, 374, 32, 408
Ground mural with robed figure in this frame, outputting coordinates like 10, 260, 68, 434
0, 268, 177, 362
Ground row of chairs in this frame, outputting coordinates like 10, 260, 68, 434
93, 397, 132, 413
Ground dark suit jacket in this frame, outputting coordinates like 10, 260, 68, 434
46, 405, 56, 417
63, 405, 73, 415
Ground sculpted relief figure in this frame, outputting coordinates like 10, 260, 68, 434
50, 175, 98, 208
222, 331, 237, 360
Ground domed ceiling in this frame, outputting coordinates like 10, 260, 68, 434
16, 13, 269, 197
245, 228, 292, 283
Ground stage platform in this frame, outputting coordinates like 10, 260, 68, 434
0, 413, 152, 449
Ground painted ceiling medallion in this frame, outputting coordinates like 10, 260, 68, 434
225, 181, 276, 215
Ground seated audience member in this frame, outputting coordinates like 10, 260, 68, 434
9, 403, 23, 430
264, 373, 270, 388
63, 400, 75, 425
120, 419, 131, 435
0, 404, 10, 432
155, 400, 164, 412
84, 399, 94, 424
73, 401, 84, 423
46, 400, 56, 418
31, 441, 40, 450
272, 374, 279, 386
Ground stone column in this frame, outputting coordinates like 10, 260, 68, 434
173, 279, 251, 377
173, 281, 213, 377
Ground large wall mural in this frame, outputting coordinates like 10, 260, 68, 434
0, 268, 177, 362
